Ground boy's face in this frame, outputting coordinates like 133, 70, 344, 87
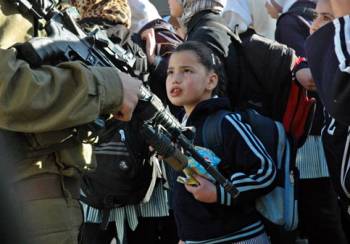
166, 50, 216, 114
310, 0, 334, 34
168, 0, 184, 18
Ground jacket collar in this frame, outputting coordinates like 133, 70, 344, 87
186, 97, 232, 124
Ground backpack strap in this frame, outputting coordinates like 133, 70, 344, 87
275, 121, 287, 170
202, 110, 231, 158
244, 110, 296, 185
243, 109, 278, 163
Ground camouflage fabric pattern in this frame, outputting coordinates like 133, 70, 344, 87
70, 0, 131, 27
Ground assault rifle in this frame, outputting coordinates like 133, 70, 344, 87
12, 0, 239, 198
13, 0, 137, 73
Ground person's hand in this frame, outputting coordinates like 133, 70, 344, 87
140, 28, 156, 64
295, 68, 317, 91
113, 72, 141, 121
185, 174, 217, 203
178, 240, 185, 244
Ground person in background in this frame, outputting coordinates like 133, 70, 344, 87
266, 0, 348, 243
74, 0, 180, 243
167, 16, 186, 39
306, 0, 350, 242
222, 0, 277, 40
129, 0, 162, 66
309, 0, 335, 33
128, 2, 183, 243
309, 0, 350, 124
129, 0, 161, 33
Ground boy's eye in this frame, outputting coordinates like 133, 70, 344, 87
322, 15, 333, 22
184, 68, 192, 73
167, 70, 173, 75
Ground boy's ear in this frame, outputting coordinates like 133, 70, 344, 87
207, 72, 219, 91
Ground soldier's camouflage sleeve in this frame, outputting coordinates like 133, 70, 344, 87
0, 0, 124, 133
0, 47, 124, 133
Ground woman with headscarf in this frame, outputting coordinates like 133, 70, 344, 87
168, 0, 232, 66
222, 0, 276, 40
266, 1, 349, 243
128, 0, 161, 33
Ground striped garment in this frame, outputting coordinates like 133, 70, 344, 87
81, 127, 170, 243
330, 16, 350, 197
296, 136, 329, 179
306, 15, 350, 124
217, 113, 276, 205
306, 14, 350, 201
184, 221, 269, 244
81, 182, 170, 243
174, 104, 275, 242
181, 110, 276, 207
341, 126, 350, 199
333, 15, 350, 74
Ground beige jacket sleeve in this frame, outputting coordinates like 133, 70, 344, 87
0, 1, 124, 133
0, 48, 124, 133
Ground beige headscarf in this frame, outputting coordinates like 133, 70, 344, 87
128, 0, 161, 33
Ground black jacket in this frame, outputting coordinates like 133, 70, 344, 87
306, 16, 350, 125
322, 113, 350, 205
276, 0, 316, 58
172, 97, 276, 242
306, 15, 350, 207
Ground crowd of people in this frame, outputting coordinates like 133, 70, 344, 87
0, 0, 350, 243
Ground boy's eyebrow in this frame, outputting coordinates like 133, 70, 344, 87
320, 12, 334, 17
179, 65, 193, 69
177, 65, 194, 69
167, 65, 193, 70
